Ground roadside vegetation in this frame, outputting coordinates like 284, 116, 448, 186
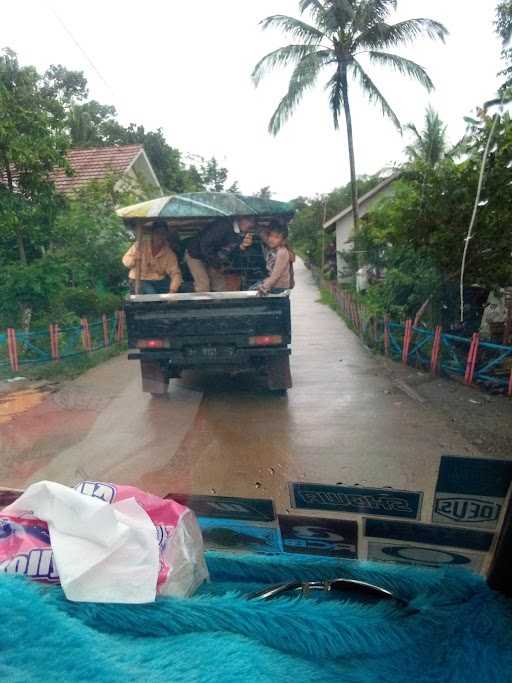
253, 0, 446, 235
0, 344, 127, 383
286, 1, 512, 330
0, 49, 241, 335
2, 1, 512, 343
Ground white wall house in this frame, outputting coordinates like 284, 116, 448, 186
323, 173, 400, 282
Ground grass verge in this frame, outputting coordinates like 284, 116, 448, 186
1, 344, 127, 383
317, 287, 338, 312
317, 286, 360, 335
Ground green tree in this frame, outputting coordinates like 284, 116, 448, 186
50, 176, 132, 293
496, 0, 512, 41
41, 64, 88, 106
0, 174, 131, 329
357, 111, 512, 322
496, 1, 512, 93
0, 257, 68, 328
255, 186, 273, 199
0, 49, 86, 264
68, 103, 204, 193
253, 0, 446, 236
226, 180, 241, 193
103, 123, 201, 193
365, 245, 443, 322
289, 175, 381, 265
200, 157, 229, 192
68, 100, 117, 147
405, 107, 448, 166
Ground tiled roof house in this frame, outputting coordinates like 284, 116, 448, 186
51, 144, 161, 196
0, 144, 161, 198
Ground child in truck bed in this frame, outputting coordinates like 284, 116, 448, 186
256, 222, 293, 294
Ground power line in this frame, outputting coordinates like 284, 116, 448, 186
46, 1, 115, 95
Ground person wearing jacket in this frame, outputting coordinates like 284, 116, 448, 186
185, 217, 255, 292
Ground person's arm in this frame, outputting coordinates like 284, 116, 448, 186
165, 251, 183, 293
260, 248, 290, 292
122, 243, 138, 269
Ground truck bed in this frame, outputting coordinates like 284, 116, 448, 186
125, 291, 291, 346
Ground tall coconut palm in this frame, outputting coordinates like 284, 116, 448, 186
496, 1, 512, 94
253, 0, 447, 234
405, 107, 448, 166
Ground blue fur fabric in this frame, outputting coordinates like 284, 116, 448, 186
1, 553, 511, 682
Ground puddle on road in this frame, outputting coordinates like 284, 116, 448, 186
0, 389, 48, 425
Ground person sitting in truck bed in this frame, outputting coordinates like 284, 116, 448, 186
123, 221, 182, 295
254, 222, 293, 295
185, 217, 255, 292
259, 223, 295, 290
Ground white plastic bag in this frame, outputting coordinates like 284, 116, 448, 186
1, 480, 208, 603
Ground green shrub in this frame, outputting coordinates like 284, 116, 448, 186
57, 288, 123, 322
96, 291, 123, 314
59, 288, 101, 318
365, 247, 443, 322
0, 258, 68, 329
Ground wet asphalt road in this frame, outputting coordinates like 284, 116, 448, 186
0, 259, 477, 517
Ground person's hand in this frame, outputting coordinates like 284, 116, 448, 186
257, 285, 268, 296
240, 233, 253, 251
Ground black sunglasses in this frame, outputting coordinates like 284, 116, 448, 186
247, 578, 413, 610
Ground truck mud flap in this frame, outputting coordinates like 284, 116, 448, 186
140, 360, 169, 396
264, 354, 292, 391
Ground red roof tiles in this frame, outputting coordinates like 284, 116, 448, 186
50, 144, 144, 194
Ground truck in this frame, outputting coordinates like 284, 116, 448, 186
119, 192, 294, 397
125, 290, 292, 396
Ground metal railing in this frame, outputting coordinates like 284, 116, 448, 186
311, 266, 512, 396
0, 311, 126, 373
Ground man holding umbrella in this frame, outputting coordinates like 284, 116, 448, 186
123, 221, 182, 295
185, 217, 255, 292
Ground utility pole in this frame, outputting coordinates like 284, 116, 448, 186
321, 198, 327, 273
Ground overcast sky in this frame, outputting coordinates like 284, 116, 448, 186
1, 1, 504, 200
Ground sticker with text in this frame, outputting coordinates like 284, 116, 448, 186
291, 482, 422, 520
433, 456, 512, 530
278, 514, 357, 558
166, 494, 275, 522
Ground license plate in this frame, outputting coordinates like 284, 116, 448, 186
201, 346, 235, 358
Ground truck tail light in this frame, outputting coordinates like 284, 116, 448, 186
248, 335, 283, 346
137, 339, 170, 349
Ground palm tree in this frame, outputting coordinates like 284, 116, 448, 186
405, 107, 448, 166
496, 1, 512, 94
253, 0, 447, 234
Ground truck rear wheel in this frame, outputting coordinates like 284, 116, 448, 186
140, 360, 169, 397
264, 354, 292, 393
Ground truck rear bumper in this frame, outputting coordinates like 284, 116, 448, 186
128, 347, 290, 368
